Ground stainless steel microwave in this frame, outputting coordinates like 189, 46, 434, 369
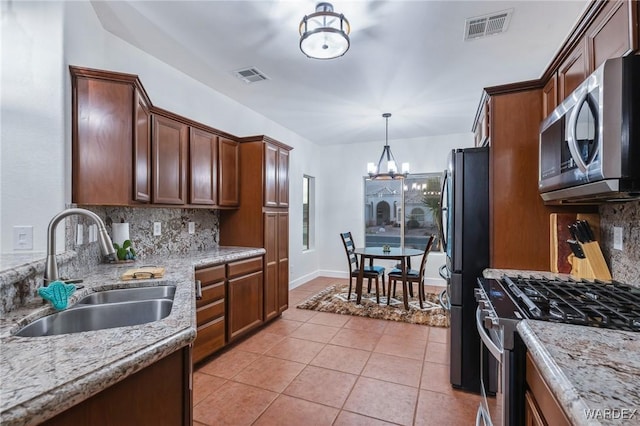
539, 55, 640, 204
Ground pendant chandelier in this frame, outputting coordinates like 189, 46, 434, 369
367, 113, 410, 180
299, 2, 350, 60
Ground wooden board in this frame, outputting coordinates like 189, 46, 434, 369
550, 213, 600, 273
121, 266, 166, 281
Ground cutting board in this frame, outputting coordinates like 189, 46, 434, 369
550, 213, 600, 273
121, 266, 165, 281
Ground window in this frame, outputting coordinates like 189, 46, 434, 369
364, 173, 442, 251
303, 175, 315, 250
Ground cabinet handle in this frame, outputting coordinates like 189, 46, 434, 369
195, 280, 202, 300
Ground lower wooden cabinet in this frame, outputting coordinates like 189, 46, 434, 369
227, 257, 264, 342
42, 347, 192, 425
526, 352, 571, 426
264, 211, 289, 321
193, 265, 226, 364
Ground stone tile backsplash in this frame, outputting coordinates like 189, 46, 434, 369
599, 199, 640, 284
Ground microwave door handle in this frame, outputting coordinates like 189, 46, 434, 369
566, 90, 590, 174
476, 307, 503, 362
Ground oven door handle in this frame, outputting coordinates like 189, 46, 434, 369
476, 307, 503, 362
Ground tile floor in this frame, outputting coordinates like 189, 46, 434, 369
193, 277, 481, 426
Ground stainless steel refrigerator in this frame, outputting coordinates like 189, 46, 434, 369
439, 147, 490, 393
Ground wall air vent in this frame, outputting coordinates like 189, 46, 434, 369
233, 67, 269, 84
464, 9, 513, 41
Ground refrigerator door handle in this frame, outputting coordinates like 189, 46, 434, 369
438, 169, 448, 253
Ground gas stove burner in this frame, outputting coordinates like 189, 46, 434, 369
584, 292, 598, 301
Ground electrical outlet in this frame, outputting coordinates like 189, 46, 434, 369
153, 222, 162, 236
13, 226, 33, 250
76, 224, 84, 245
613, 226, 623, 250
91, 224, 98, 242
188, 222, 195, 234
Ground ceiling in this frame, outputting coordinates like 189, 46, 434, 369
91, 0, 589, 146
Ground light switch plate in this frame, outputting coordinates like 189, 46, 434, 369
76, 224, 84, 245
188, 222, 195, 234
13, 226, 33, 250
153, 222, 162, 236
613, 226, 623, 250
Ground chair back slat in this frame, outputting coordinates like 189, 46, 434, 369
418, 235, 436, 279
340, 232, 359, 272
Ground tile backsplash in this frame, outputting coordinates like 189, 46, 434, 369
599, 199, 640, 284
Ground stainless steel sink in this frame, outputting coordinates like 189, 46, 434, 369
15, 299, 173, 337
77, 285, 176, 304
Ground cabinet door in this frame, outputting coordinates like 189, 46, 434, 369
264, 143, 279, 207
264, 212, 278, 321
152, 115, 188, 204
189, 128, 217, 205
277, 212, 289, 313
277, 149, 289, 207
587, 0, 631, 72
558, 42, 588, 100
542, 73, 558, 119
218, 137, 239, 207
133, 90, 151, 202
227, 271, 264, 341
73, 77, 133, 205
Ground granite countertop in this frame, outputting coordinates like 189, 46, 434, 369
0, 246, 264, 426
483, 268, 640, 425
519, 321, 640, 425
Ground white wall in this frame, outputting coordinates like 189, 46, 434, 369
1, 1, 473, 288
316, 133, 474, 283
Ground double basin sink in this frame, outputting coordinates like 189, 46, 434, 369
15, 285, 176, 337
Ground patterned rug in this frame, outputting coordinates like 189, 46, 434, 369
296, 284, 449, 327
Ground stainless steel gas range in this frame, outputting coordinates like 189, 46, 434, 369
475, 275, 640, 425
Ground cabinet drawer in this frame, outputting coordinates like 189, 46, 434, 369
195, 264, 225, 284
526, 353, 571, 426
193, 317, 225, 364
227, 257, 263, 279
196, 298, 225, 326
196, 280, 225, 308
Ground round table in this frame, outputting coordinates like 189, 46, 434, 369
353, 247, 424, 310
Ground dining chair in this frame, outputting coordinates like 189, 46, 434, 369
387, 235, 436, 309
340, 232, 386, 303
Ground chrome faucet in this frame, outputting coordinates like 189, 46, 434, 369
44, 208, 116, 284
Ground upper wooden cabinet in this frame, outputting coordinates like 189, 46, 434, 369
218, 138, 240, 207
558, 41, 588, 100
189, 127, 218, 206
152, 114, 189, 205
586, 0, 632, 72
542, 73, 558, 119
71, 67, 151, 206
264, 141, 289, 207
71, 66, 239, 209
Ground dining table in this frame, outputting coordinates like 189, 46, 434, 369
353, 246, 424, 310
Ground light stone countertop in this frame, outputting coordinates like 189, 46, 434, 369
0, 246, 265, 426
518, 321, 640, 425
484, 268, 640, 425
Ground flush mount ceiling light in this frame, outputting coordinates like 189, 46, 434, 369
299, 2, 350, 60
367, 113, 409, 180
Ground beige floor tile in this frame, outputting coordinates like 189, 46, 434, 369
283, 365, 357, 408
414, 389, 480, 426
428, 325, 450, 343
343, 377, 418, 426
420, 361, 454, 394
262, 318, 304, 337
232, 355, 306, 393
342, 316, 388, 334
383, 320, 430, 340
234, 331, 286, 355
309, 344, 371, 375
280, 307, 318, 322
308, 311, 351, 327
361, 352, 423, 387
253, 394, 339, 426
265, 336, 326, 364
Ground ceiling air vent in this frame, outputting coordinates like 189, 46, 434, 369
464, 9, 513, 41
233, 67, 269, 84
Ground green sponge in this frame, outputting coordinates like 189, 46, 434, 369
38, 281, 76, 310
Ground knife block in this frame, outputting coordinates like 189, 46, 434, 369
569, 241, 612, 281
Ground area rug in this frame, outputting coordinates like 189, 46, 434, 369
297, 284, 449, 327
